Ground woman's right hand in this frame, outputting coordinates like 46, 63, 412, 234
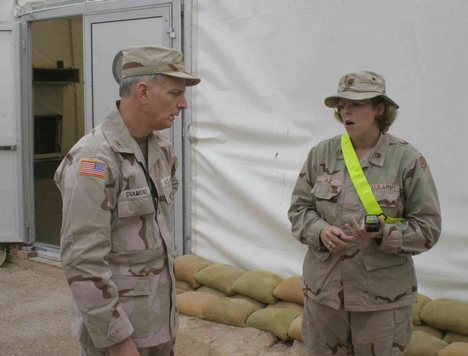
320, 225, 354, 252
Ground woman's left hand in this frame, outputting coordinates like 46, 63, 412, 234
345, 217, 384, 240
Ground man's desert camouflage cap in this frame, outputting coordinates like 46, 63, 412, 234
118, 46, 201, 86
324, 71, 398, 109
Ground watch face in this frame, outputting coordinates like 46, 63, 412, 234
112, 50, 123, 85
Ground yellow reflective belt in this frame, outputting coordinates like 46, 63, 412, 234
341, 133, 405, 224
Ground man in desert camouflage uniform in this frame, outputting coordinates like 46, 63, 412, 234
288, 71, 441, 355
55, 46, 200, 356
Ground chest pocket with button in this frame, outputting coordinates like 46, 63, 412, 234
372, 185, 401, 218
311, 171, 344, 222
155, 176, 173, 205
117, 192, 154, 218
111, 189, 157, 252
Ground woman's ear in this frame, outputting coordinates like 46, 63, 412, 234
375, 102, 386, 116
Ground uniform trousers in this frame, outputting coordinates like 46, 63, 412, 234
302, 298, 412, 356
80, 338, 175, 356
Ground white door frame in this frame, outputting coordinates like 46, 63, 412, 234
0, 22, 26, 243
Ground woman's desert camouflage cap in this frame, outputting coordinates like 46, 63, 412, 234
324, 71, 398, 109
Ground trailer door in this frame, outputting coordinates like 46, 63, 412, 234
83, 1, 184, 255
84, 4, 176, 128
0, 23, 25, 243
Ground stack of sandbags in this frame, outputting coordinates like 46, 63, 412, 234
174, 255, 306, 341
407, 295, 468, 355
174, 254, 213, 289
237, 272, 301, 341
175, 255, 468, 352
271, 275, 304, 342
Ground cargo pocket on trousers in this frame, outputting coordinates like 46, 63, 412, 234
392, 306, 412, 355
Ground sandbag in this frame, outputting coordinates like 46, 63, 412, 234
421, 299, 468, 335
202, 295, 263, 327
195, 263, 245, 296
176, 288, 188, 295
176, 280, 194, 292
197, 285, 227, 297
288, 314, 303, 342
437, 342, 468, 356
232, 270, 283, 304
413, 324, 444, 339
246, 308, 301, 341
176, 291, 220, 318
406, 330, 448, 356
273, 276, 304, 305
413, 293, 432, 326
174, 254, 212, 288
231, 294, 265, 309
267, 301, 304, 314
176, 280, 194, 295
444, 332, 468, 343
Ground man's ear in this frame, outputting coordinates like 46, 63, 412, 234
135, 81, 150, 103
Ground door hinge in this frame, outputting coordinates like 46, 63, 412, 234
167, 28, 176, 39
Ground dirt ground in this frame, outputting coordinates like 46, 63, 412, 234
0, 260, 305, 356
0, 261, 79, 356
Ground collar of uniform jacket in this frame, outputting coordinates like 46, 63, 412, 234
336, 132, 387, 167
100, 101, 163, 165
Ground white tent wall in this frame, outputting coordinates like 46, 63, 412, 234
1, 3, 15, 21
190, 0, 468, 302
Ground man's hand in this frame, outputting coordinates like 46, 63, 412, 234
108, 337, 139, 356
320, 225, 354, 252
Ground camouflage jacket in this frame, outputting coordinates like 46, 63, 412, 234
55, 103, 178, 349
288, 133, 441, 311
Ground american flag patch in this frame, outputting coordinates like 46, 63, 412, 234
79, 159, 107, 179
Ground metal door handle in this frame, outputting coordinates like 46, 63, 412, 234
0, 145, 16, 151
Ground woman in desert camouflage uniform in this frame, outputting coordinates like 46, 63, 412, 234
289, 71, 441, 356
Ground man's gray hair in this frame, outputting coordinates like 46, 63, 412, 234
119, 74, 160, 98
